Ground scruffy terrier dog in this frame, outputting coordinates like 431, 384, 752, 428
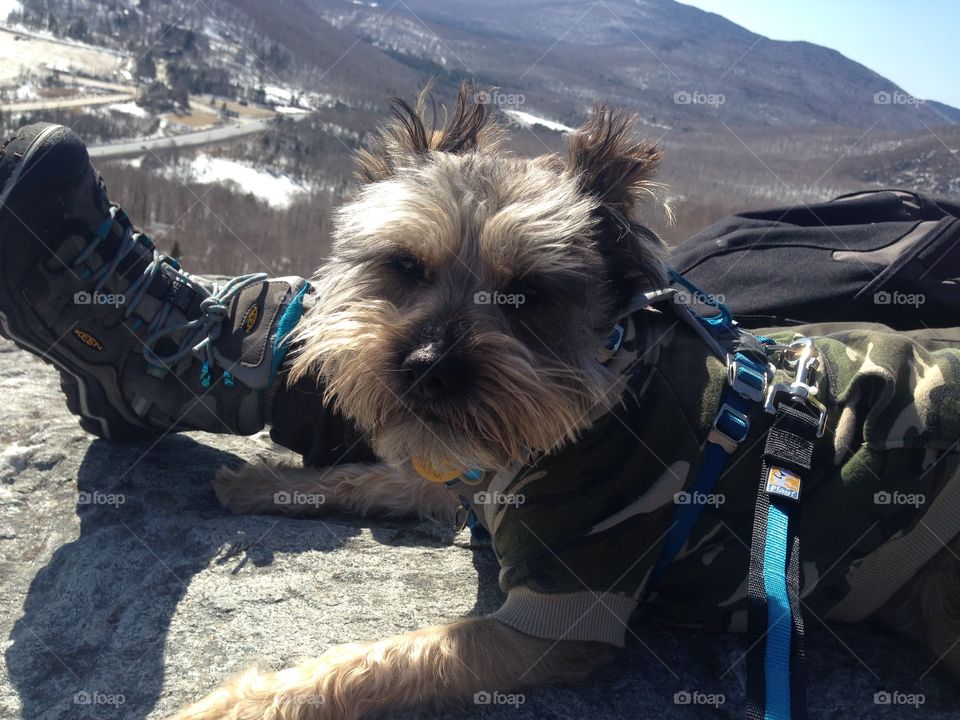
173, 86, 960, 719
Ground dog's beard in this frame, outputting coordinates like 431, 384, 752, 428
289, 296, 619, 472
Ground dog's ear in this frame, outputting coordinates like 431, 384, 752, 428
565, 105, 662, 218
566, 105, 667, 305
355, 82, 501, 183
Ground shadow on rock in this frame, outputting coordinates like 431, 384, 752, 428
5, 434, 357, 720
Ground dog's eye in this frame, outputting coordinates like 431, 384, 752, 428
388, 254, 425, 279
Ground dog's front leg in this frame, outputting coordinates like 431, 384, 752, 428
213, 461, 458, 523
170, 616, 610, 720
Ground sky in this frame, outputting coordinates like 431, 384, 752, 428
678, 0, 960, 109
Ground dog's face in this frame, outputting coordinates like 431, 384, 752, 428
290, 86, 666, 473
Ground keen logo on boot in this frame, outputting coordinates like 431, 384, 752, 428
73, 329, 103, 352
242, 303, 260, 334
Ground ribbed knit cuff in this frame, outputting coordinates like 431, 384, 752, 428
492, 586, 637, 646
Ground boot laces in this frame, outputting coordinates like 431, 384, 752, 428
73, 204, 266, 381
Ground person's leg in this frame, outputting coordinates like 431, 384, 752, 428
268, 370, 377, 466
0, 122, 371, 465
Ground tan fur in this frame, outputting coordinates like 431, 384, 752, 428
171, 617, 609, 720
288, 85, 665, 471
354, 82, 504, 184
214, 460, 457, 523
876, 535, 960, 678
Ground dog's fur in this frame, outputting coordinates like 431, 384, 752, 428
171, 86, 960, 719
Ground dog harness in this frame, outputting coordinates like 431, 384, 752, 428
646, 270, 826, 720
441, 274, 960, 720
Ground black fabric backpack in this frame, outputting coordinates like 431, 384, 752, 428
668, 189, 960, 330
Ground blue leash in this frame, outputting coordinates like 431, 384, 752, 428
649, 270, 818, 720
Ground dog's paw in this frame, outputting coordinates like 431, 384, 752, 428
212, 461, 290, 515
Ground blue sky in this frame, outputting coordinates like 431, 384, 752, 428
678, 0, 960, 108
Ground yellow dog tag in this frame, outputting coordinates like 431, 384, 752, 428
412, 456, 462, 483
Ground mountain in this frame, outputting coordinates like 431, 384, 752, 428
314, 0, 959, 131
928, 100, 960, 124
1, 0, 957, 269
10, 0, 956, 131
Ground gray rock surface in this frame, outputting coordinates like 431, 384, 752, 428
1, 337, 958, 719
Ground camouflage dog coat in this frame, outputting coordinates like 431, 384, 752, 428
451, 302, 960, 646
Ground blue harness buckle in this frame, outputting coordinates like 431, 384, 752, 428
727, 352, 771, 402
708, 402, 751, 454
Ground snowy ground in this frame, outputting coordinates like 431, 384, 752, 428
162, 153, 313, 209
0, 26, 129, 87
1, 337, 959, 719
502, 108, 575, 133
0, 0, 20, 22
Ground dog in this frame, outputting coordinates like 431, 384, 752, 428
172, 85, 960, 719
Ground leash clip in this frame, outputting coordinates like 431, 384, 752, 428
763, 336, 827, 436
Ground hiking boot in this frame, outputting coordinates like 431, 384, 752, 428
0, 122, 311, 440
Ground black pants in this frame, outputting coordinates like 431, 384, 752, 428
269, 370, 378, 468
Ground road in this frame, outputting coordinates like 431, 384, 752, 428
0, 92, 135, 113
53, 73, 134, 93
87, 112, 309, 159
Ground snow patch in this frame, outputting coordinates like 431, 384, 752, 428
108, 101, 149, 118
0, 443, 39, 475
263, 84, 293, 105
170, 154, 310, 209
502, 109, 574, 133
14, 81, 36, 101
0, 0, 22, 20
274, 105, 310, 115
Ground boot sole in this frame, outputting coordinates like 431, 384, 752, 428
0, 126, 154, 441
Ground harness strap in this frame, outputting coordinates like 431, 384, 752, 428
647, 278, 770, 591
647, 386, 751, 589
747, 402, 817, 720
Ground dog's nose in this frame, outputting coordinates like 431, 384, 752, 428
401, 342, 466, 401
